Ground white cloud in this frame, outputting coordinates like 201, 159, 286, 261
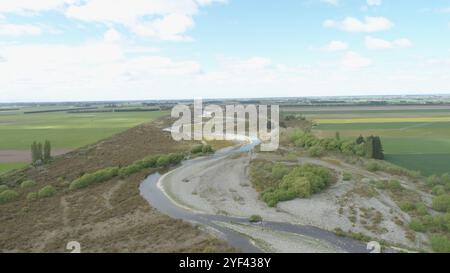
64, 0, 224, 41
365, 36, 412, 50
324, 16, 393, 32
321, 0, 339, 6
0, 23, 41, 36
0, 0, 76, 14
0, 0, 225, 41
103, 28, 121, 43
322, 40, 348, 52
341, 51, 372, 69
367, 0, 382, 6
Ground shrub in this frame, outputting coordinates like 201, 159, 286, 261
20, 180, 37, 189
156, 153, 184, 167
415, 202, 429, 216
409, 218, 426, 233
118, 162, 145, 177
430, 234, 450, 253
399, 201, 416, 212
27, 192, 38, 201
261, 164, 332, 207
0, 190, 19, 204
432, 195, 450, 212
70, 167, 119, 190
38, 185, 56, 198
427, 175, 442, 187
366, 162, 380, 172
387, 180, 403, 191
271, 163, 290, 180
343, 172, 352, 181
0, 184, 8, 193
432, 185, 446, 196
191, 145, 204, 154
202, 145, 213, 154
308, 146, 324, 157
249, 215, 263, 223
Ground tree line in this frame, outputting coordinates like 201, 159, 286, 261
31, 140, 52, 165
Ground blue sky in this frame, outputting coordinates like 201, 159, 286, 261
0, 0, 450, 102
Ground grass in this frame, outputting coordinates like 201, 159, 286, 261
0, 111, 168, 150
385, 154, 450, 176
0, 162, 28, 174
301, 108, 450, 175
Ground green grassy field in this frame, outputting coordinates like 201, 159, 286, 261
286, 108, 450, 176
0, 162, 28, 174
0, 108, 168, 174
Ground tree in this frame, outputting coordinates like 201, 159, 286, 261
43, 140, 51, 162
365, 136, 374, 159
31, 142, 38, 163
356, 135, 365, 144
372, 136, 384, 160
37, 142, 43, 162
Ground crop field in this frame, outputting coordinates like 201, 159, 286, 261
283, 106, 450, 176
0, 107, 168, 174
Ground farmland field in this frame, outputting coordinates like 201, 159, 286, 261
282, 106, 450, 176
0, 107, 168, 174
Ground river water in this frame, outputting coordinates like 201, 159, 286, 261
139, 138, 369, 253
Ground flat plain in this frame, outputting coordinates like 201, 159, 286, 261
282, 105, 450, 176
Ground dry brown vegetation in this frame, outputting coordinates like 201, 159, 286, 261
0, 117, 234, 252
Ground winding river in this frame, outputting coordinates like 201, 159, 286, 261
139, 137, 369, 253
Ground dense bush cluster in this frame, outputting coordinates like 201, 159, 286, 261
20, 180, 37, 189
190, 144, 213, 155
427, 174, 450, 193
38, 185, 56, 198
288, 130, 384, 159
365, 160, 421, 178
69, 167, 120, 190
261, 164, 333, 207
432, 195, 450, 213
0, 185, 8, 193
0, 190, 19, 204
70, 153, 185, 191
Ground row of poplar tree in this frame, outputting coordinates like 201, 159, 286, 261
356, 135, 384, 160
31, 140, 52, 164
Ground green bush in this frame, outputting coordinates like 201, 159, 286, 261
0, 190, 19, 204
0, 184, 8, 193
308, 145, 324, 157
249, 215, 263, 223
70, 167, 119, 190
27, 192, 38, 201
399, 201, 416, 212
432, 195, 450, 212
191, 145, 204, 154
427, 175, 442, 187
38, 185, 56, 198
430, 234, 450, 253
271, 163, 290, 180
409, 218, 426, 233
118, 162, 145, 177
387, 180, 403, 191
366, 162, 380, 172
202, 145, 213, 154
343, 172, 352, 181
191, 144, 213, 155
415, 202, 429, 216
432, 185, 446, 196
261, 164, 332, 207
20, 180, 37, 189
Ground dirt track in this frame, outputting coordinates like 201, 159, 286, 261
0, 149, 71, 163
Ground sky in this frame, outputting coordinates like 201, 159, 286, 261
0, 0, 450, 102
